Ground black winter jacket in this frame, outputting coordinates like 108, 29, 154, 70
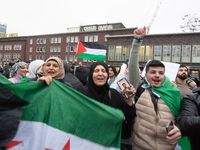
177, 87, 200, 150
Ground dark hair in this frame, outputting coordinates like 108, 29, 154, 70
146, 60, 165, 73
108, 66, 117, 76
179, 64, 188, 71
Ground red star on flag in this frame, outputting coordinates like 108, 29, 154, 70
6, 141, 22, 149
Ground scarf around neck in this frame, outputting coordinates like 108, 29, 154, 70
142, 76, 182, 116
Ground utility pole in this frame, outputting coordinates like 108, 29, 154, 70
67, 38, 70, 63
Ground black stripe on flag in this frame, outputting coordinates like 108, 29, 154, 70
81, 42, 107, 50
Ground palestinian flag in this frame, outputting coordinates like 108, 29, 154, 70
75, 41, 107, 61
0, 74, 124, 150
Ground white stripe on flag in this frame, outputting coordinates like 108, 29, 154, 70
84, 47, 106, 55
9, 121, 119, 150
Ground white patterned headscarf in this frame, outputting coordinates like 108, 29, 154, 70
9, 62, 28, 77
28, 60, 44, 78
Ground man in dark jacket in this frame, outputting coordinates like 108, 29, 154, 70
177, 87, 200, 150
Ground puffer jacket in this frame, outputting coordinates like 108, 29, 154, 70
177, 87, 200, 150
132, 88, 176, 150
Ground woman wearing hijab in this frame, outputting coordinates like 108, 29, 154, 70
8, 62, 29, 83
26, 60, 44, 78
30, 57, 71, 87
81, 62, 136, 143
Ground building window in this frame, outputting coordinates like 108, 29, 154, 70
154, 45, 162, 61
94, 35, 98, 42
71, 37, 74, 43
57, 55, 60, 58
192, 45, 200, 63
5, 45, 12, 50
54, 47, 57, 52
163, 45, 171, 62
50, 47, 53, 52
40, 39, 43, 44
0, 53, 2, 58
51, 38, 54, 43
14, 45, 22, 50
70, 46, 73, 52
30, 39, 33, 44
54, 38, 57, 43
30, 47, 32, 52
0, 45, 3, 50
70, 55, 73, 61
145, 45, 153, 61
43, 38, 46, 44
40, 47, 43, 52
182, 45, 191, 62
122, 46, 129, 61
37, 39, 40, 44
66, 37, 70, 43
84, 36, 88, 42
58, 37, 61, 43
75, 36, 78, 43
29, 55, 32, 60
36, 47, 39, 52
105, 34, 109, 42
66, 46, 69, 52
58, 46, 61, 52
43, 47, 46, 52
89, 36, 93, 42
83, 59, 87, 62
115, 46, 122, 61
108, 46, 114, 61
139, 46, 145, 61
172, 45, 181, 62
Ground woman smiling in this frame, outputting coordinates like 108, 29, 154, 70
8, 62, 29, 83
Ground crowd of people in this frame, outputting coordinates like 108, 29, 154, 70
1, 27, 200, 150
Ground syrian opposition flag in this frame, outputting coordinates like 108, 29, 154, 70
0, 74, 124, 150
75, 41, 107, 61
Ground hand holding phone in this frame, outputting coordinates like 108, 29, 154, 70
166, 119, 174, 133
117, 78, 134, 98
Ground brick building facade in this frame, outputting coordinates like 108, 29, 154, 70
0, 22, 135, 66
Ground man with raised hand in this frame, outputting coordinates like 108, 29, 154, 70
128, 27, 182, 150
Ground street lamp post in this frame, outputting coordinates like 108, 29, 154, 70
67, 39, 70, 63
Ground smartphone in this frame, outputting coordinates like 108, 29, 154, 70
166, 119, 174, 133
117, 78, 134, 98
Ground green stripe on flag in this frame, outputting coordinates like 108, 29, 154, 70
0, 74, 124, 149
75, 53, 106, 61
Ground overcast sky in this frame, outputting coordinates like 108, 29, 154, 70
1, 0, 200, 36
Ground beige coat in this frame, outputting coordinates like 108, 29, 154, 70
132, 89, 176, 150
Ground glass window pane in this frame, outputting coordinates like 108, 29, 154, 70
192, 45, 200, 63
154, 45, 162, 61
172, 45, 180, 62
122, 46, 129, 61
139, 46, 145, 61
145, 45, 153, 61
182, 45, 190, 62
115, 46, 122, 61
108, 46, 114, 61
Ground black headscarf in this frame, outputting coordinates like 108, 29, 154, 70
87, 62, 110, 104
